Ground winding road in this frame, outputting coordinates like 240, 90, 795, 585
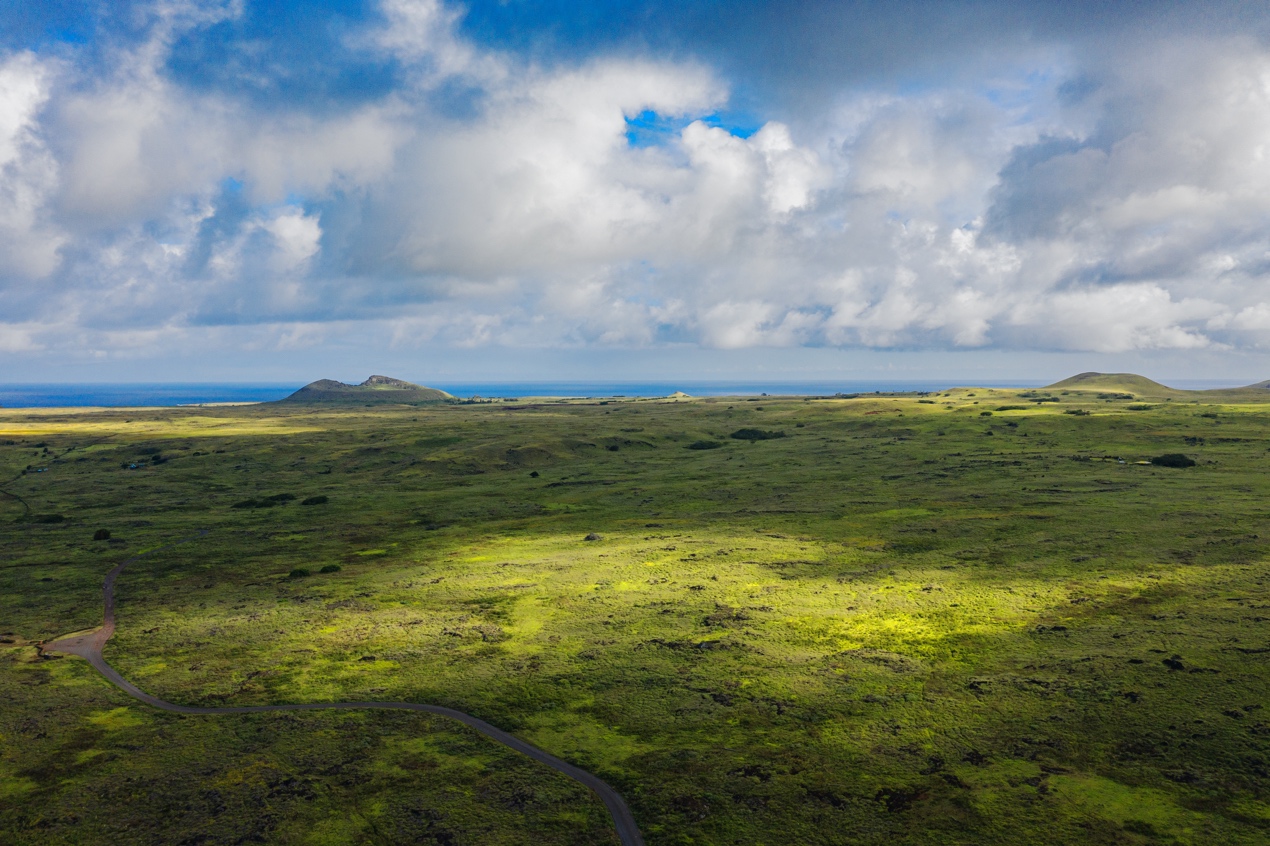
45, 535, 644, 846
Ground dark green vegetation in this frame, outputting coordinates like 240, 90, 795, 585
281, 374, 453, 405
1151, 454, 1198, 469
2, 382, 1270, 844
686, 441, 723, 450
730, 428, 787, 441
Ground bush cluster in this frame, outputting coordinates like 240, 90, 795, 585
729, 428, 786, 441
232, 493, 297, 509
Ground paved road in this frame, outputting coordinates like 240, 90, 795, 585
45, 534, 644, 846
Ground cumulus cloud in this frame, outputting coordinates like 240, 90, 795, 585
0, 51, 64, 278
5, 0, 1270, 371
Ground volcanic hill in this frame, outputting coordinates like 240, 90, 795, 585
279, 376, 453, 404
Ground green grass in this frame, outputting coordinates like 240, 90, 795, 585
1, 392, 1269, 844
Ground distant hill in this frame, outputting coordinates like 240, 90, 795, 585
1045, 372, 1270, 401
278, 376, 453, 405
1045, 372, 1182, 397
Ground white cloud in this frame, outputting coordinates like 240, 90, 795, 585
262, 210, 321, 273
0, 321, 42, 353
368, 0, 503, 85
0, 52, 64, 278
6, 3, 1270, 371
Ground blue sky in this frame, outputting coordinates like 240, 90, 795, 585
4, 1, 1270, 383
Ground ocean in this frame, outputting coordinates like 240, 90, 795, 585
0, 380, 1056, 408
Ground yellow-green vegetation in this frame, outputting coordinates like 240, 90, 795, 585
2, 385, 1269, 844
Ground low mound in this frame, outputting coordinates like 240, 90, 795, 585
279, 376, 453, 405
1045, 372, 1179, 397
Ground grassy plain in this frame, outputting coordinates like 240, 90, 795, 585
2, 387, 1269, 844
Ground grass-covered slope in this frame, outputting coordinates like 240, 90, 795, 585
1045, 372, 1182, 397
279, 374, 453, 404
2, 390, 1270, 844
1048, 370, 1270, 401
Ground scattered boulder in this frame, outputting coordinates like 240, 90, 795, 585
93, 529, 111, 541
584, 533, 602, 541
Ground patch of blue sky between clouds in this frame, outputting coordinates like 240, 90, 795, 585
624, 109, 762, 148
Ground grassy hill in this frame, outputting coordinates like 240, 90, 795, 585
1045, 371, 1182, 397
1047, 371, 1270, 401
279, 375, 453, 404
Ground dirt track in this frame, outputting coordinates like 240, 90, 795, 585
45, 534, 644, 846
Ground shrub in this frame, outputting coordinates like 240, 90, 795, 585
995, 405, 1027, 411
93, 529, 111, 540
1063, 409, 1090, 416
687, 440, 723, 450
301, 495, 328, 505
32, 514, 64, 524
730, 428, 786, 441
1150, 453, 1196, 468
979, 411, 993, 417
233, 493, 296, 508
319, 564, 341, 574
288, 568, 311, 578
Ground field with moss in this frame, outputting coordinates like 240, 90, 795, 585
2, 386, 1270, 845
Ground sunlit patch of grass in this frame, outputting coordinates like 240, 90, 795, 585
86, 707, 145, 732
1050, 774, 1201, 837
525, 712, 653, 772
0, 766, 37, 799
